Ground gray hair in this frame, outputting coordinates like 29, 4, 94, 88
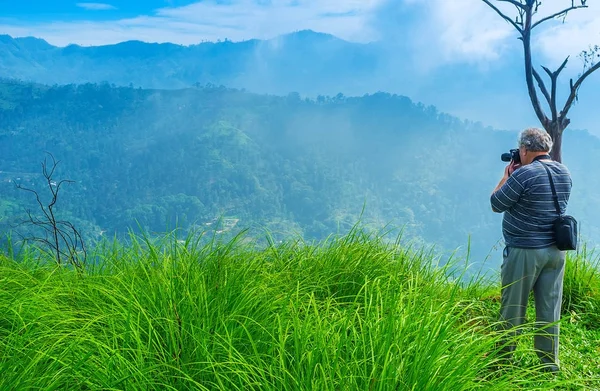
519, 127, 553, 152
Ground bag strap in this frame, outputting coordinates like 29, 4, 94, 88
538, 161, 562, 216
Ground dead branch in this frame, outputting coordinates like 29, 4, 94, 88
532, 68, 551, 110
14, 152, 86, 270
561, 61, 600, 119
481, 0, 524, 34
532, 4, 588, 29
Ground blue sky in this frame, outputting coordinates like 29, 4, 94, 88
1, 0, 598, 72
0, 0, 389, 45
0, 1, 197, 20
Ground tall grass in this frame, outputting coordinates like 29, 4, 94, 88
563, 244, 600, 328
0, 229, 598, 390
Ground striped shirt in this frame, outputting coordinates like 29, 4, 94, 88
490, 158, 572, 249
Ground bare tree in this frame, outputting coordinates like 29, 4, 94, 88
15, 153, 86, 270
482, 0, 600, 162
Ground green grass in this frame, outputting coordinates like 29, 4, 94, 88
0, 229, 599, 390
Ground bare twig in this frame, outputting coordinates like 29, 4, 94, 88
481, 0, 524, 34
497, 0, 526, 10
561, 61, 600, 119
532, 68, 551, 110
14, 152, 86, 270
532, 4, 588, 29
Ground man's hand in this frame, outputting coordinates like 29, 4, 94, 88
493, 161, 521, 198
505, 161, 522, 177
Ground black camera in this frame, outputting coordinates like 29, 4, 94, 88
501, 148, 521, 164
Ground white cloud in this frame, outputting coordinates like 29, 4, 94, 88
0, 0, 385, 47
398, 0, 600, 72
534, 7, 600, 71
392, 0, 515, 65
76, 3, 117, 11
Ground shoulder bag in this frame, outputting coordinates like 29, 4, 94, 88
539, 161, 578, 251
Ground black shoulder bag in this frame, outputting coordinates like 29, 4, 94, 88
539, 161, 578, 251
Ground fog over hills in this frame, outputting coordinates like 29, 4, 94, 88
1, 30, 599, 135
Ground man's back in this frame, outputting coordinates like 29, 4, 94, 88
491, 159, 572, 248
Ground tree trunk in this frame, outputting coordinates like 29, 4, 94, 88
546, 123, 564, 163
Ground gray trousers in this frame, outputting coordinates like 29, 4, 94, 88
499, 245, 566, 369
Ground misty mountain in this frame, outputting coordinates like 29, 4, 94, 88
0, 31, 379, 96
1, 80, 599, 269
2, 31, 598, 134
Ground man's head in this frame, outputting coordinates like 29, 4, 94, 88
518, 127, 553, 165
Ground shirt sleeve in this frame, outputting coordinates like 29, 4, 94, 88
491, 174, 525, 213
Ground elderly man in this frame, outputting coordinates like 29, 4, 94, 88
490, 127, 572, 372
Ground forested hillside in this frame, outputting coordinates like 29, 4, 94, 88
3, 31, 599, 136
1, 79, 599, 265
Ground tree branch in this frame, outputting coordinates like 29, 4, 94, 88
551, 57, 569, 121
555, 56, 570, 76
522, 6, 549, 127
532, 5, 588, 30
481, 0, 524, 35
15, 184, 53, 223
54, 179, 74, 194
561, 60, 600, 120
497, 0, 527, 10
42, 155, 59, 183
532, 68, 551, 109
540, 66, 558, 121
25, 210, 54, 230
29, 237, 56, 251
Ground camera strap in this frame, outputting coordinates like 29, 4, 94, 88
538, 161, 562, 217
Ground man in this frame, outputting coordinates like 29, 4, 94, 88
490, 127, 572, 372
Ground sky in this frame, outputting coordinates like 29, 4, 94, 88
1, 0, 599, 70
0, 0, 597, 56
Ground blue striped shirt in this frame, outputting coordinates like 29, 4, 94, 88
491, 159, 572, 248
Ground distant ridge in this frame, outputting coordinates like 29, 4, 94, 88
1, 29, 598, 134
1, 29, 349, 50
0, 29, 380, 96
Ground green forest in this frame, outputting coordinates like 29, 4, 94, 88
2, 79, 600, 266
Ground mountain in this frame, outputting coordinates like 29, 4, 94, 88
0, 31, 380, 95
2, 31, 598, 134
1, 80, 600, 269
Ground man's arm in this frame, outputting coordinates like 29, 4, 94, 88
490, 175, 509, 213
491, 163, 523, 213
492, 175, 508, 195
